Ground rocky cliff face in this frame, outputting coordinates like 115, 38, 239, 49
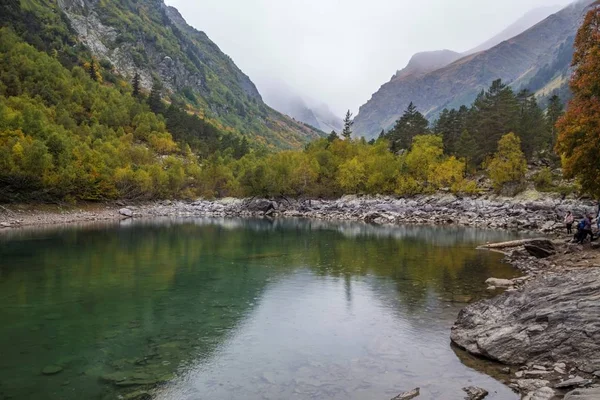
353, 1, 594, 139
55, 0, 322, 149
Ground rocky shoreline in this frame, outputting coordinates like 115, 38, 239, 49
452, 238, 600, 400
2, 191, 595, 233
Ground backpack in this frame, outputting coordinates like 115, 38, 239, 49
578, 219, 586, 230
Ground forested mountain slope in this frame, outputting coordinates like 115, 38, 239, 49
354, 0, 593, 139
3, 0, 322, 149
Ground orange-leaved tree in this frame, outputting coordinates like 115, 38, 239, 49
556, 2, 600, 197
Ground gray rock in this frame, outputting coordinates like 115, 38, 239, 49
564, 387, 600, 400
516, 379, 551, 392
523, 387, 556, 400
484, 278, 513, 288
524, 239, 556, 259
119, 208, 133, 218
391, 387, 420, 400
462, 386, 488, 400
451, 268, 600, 371
555, 377, 593, 388
245, 199, 275, 213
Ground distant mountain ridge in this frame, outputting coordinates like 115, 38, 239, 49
354, 1, 590, 139
465, 4, 565, 55
255, 78, 343, 133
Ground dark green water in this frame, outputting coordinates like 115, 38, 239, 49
0, 218, 524, 400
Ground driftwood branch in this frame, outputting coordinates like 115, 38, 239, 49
477, 238, 550, 250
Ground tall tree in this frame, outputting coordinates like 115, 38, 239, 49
546, 94, 564, 148
89, 59, 98, 81
434, 105, 468, 155
132, 72, 141, 98
342, 110, 353, 139
469, 79, 519, 164
456, 129, 478, 170
327, 130, 339, 143
556, 4, 600, 197
148, 79, 163, 114
516, 89, 547, 159
386, 102, 429, 152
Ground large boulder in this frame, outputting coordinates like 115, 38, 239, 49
244, 199, 275, 213
451, 268, 600, 372
564, 387, 600, 400
524, 239, 556, 259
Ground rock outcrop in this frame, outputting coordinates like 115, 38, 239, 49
451, 268, 600, 373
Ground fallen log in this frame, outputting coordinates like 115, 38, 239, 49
477, 238, 551, 250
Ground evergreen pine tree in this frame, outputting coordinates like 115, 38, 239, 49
546, 94, 564, 148
148, 79, 163, 114
456, 129, 478, 170
342, 110, 353, 139
132, 72, 141, 98
89, 59, 97, 81
469, 79, 519, 164
327, 130, 339, 142
386, 102, 429, 152
516, 89, 547, 159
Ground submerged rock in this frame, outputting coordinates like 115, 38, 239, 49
42, 365, 63, 375
451, 268, 600, 371
462, 386, 488, 400
391, 387, 420, 399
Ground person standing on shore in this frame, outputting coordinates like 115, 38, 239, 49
565, 211, 574, 235
576, 214, 594, 244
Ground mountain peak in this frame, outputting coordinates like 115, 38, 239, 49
394, 50, 462, 80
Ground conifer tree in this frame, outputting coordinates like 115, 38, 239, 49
386, 102, 429, 152
546, 94, 564, 148
132, 72, 141, 98
342, 110, 353, 139
469, 79, 519, 164
89, 59, 98, 81
516, 89, 547, 159
456, 129, 478, 170
327, 130, 339, 142
148, 79, 163, 114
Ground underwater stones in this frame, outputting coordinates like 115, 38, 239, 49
391, 387, 420, 400
122, 390, 153, 400
41, 365, 63, 375
462, 386, 488, 400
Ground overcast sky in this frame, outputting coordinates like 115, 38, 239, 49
165, 0, 574, 117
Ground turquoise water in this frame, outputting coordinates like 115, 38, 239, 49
0, 218, 523, 400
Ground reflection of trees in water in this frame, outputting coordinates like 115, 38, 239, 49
0, 218, 520, 399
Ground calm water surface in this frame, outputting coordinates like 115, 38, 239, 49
0, 218, 525, 400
